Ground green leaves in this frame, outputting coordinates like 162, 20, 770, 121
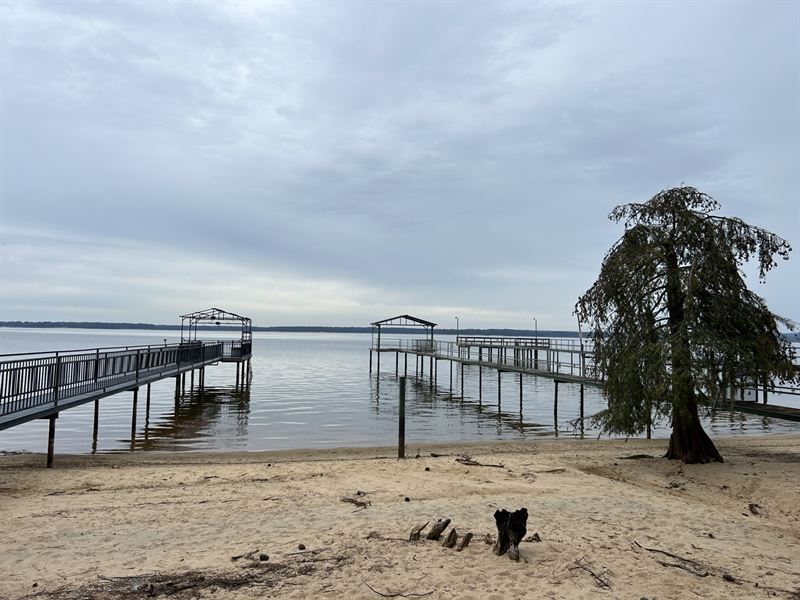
576, 186, 797, 439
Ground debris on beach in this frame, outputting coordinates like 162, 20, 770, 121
492, 508, 528, 561
425, 518, 451, 541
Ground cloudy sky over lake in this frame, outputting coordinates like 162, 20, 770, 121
1, 0, 798, 329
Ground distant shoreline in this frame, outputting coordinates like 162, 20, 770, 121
2, 321, 797, 340
0, 321, 581, 337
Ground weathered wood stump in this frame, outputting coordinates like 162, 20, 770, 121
442, 528, 458, 548
456, 532, 473, 551
426, 518, 451, 541
409, 522, 428, 541
493, 508, 528, 561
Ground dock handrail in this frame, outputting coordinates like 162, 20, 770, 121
0, 341, 229, 421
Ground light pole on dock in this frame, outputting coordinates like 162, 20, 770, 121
533, 317, 537, 341
455, 316, 459, 358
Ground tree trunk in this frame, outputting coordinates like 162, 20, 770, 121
665, 394, 723, 463
665, 248, 724, 464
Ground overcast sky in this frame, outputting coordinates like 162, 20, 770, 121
1, 0, 798, 329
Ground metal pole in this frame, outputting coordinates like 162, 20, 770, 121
398, 376, 406, 459
579, 384, 585, 438
497, 370, 501, 408
519, 372, 523, 411
377, 326, 381, 374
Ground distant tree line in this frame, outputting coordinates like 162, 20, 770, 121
0, 321, 597, 337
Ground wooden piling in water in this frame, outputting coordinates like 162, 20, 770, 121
554, 381, 559, 435
131, 388, 139, 443
46, 415, 57, 468
92, 400, 99, 452
398, 376, 406, 459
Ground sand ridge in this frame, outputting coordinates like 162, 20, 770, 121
1, 435, 799, 599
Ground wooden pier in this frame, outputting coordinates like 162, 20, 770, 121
368, 315, 800, 429
0, 308, 253, 466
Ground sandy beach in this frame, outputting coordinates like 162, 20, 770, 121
1, 435, 799, 599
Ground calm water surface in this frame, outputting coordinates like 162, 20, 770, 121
1, 328, 798, 454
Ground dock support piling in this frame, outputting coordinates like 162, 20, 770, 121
579, 384, 584, 437
146, 384, 151, 423
46, 415, 57, 468
174, 374, 180, 399
395, 352, 399, 377
398, 376, 406, 459
190, 369, 195, 390
369, 350, 372, 373
478, 366, 482, 403
497, 370, 501, 411
92, 400, 99, 452
131, 388, 138, 443
519, 372, 523, 411
404, 353, 407, 377
449, 360, 453, 394
460, 363, 464, 399
554, 381, 559, 436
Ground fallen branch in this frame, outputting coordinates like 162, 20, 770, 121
363, 581, 434, 598
455, 455, 505, 468
341, 496, 370, 510
633, 541, 708, 577
570, 556, 611, 589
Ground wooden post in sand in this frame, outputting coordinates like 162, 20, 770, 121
398, 376, 406, 459
553, 381, 559, 436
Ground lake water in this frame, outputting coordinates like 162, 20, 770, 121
1, 328, 798, 454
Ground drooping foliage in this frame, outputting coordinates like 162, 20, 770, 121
575, 187, 797, 463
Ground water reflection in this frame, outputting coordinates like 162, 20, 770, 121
123, 384, 252, 452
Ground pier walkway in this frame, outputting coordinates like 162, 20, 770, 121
0, 308, 253, 466
369, 328, 800, 425
0, 340, 250, 432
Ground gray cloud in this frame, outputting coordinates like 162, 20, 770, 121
1, 0, 798, 328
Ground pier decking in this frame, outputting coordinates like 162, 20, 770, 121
0, 308, 253, 466
369, 325, 800, 426
0, 340, 250, 432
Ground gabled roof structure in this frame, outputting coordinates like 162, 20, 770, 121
370, 314, 437, 328
180, 308, 252, 342
370, 314, 436, 344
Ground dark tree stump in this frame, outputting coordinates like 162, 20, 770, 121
426, 518, 451, 541
442, 528, 458, 548
493, 510, 510, 556
493, 508, 528, 560
456, 532, 473, 551
507, 508, 528, 561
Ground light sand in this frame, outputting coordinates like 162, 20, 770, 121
1, 435, 799, 599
